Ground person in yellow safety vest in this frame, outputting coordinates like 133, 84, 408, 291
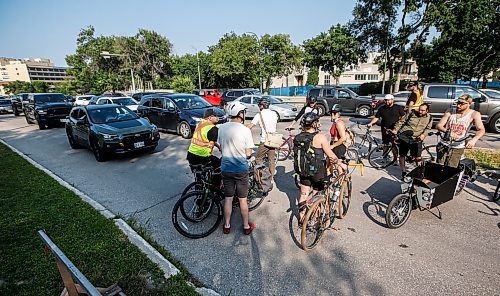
186, 108, 221, 184
405, 81, 424, 112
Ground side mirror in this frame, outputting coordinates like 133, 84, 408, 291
480, 95, 487, 102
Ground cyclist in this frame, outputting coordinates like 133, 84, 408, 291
390, 103, 432, 179
329, 104, 347, 158
435, 94, 485, 168
294, 112, 344, 226
367, 94, 405, 157
247, 98, 279, 178
287, 97, 320, 129
217, 102, 255, 235
186, 108, 221, 185
405, 81, 423, 112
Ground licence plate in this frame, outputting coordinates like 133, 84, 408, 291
134, 141, 145, 148
60, 119, 68, 122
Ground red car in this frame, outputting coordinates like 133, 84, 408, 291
193, 89, 222, 106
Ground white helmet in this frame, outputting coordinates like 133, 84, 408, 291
226, 101, 247, 118
384, 94, 395, 100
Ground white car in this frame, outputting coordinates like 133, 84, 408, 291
74, 95, 94, 106
95, 96, 140, 112
225, 95, 298, 121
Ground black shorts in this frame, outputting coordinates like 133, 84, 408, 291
299, 165, 327, 191
221, 172, 249, 198
398, 140, 422, 157
381, 127, 393, 144
332, 144, 346, 158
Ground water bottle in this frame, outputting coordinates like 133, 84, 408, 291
332, 183, 341, 202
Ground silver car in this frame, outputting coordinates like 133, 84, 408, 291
227, 95, 298, 121
0, 98, 13, 114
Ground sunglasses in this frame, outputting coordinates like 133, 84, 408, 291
457, 101, 469, 105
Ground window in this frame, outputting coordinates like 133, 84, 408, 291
142, 99, 151, 107
324, 88, 335, 97
70, 109, 79, 120
234, 91, 243, 97
368, 74, 378, 80
164, 99, 175, 109
240, 96, 251, 104
324, 75, 331, 85
427, 86, 450, 99
151, 98, 163, 108
355, 74, 366, 81
338, 90, 351, 99
455, 87, 481, 100
308, 89, 320, 98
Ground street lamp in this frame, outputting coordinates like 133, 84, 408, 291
191, 46, 202, 91
246, 32, 263, 93
100, 51, 136, 93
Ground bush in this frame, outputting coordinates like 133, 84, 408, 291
171, 76, 195, 93
306, 67, 319, 85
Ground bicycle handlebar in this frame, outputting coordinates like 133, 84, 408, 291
285, 127, 295, 131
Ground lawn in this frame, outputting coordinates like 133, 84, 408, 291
0, 143, 198, 295
464, 148, 500, 169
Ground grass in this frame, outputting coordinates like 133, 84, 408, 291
464, 148, 500, 170
0, 143, 198, 296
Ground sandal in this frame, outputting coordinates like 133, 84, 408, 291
243, 223, 255, 235
223, 225, 231, 234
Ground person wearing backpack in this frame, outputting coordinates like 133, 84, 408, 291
293, 112, 344, 226
329, 104, 347, 158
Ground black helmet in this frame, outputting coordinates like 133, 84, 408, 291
301, 112, 320, 126
331, 104, 342, 113
258, 98, 270, 108
309, 97, 318, 104
203, 108, 218, 118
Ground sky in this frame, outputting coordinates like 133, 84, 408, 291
0, 0, 356, 67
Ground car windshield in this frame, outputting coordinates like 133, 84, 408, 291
483, 90, 500, 99
262, 96, 283, 104
35, 94, 66, 103
112, 98, 137, 105
0, 99, 10, 104
88, 106, 138, 124
172, 96, 211, 110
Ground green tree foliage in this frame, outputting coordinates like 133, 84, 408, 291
171, 54, 199, 87
53, 80, 79, 95
306, 66, 319, 85
171, 75, 195, 93
3, 81, 50, 94
303, 24, 364, 85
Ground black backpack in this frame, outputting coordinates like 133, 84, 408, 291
293, 132, 322, 177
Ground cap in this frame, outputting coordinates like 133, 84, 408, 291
457, 94, 473, 104
203, 108, 218, 118
384, 94, 395, 100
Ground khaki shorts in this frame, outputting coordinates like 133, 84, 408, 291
436, 144, 464, 168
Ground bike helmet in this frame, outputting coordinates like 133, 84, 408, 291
301, 112, 320, 126
258, 98, 270, 108
309, 97, 318, 104
203, 108, 218, 118
226, 101, 247, 118
331, 104, 342, 113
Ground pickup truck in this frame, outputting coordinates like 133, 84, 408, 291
306, 85, 373, 117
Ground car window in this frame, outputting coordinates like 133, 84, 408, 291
88, 106, 138, 124
226, 91, 234, 97
455, 87, 481, 100
34, 94, 66, 103
338, 90, 351, 98
427, 86, 450, 99
324, 88, 335, 97
151, 98, 163, 108
308, 89, 320, 98
240, 96, 252, 104
172, 95, 211, 110
69, 109, 79, 120
112, 98, 137, 106
142, 98, 151, 107
164, 99, 175, 109
234, 91, 243, 97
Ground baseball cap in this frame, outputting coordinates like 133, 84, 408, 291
384, 94, 394, 100
457, 94, 473, 104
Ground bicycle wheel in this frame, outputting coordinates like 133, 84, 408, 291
277, 137, 291, 161
368, 144, 397, 169
493, 182, 499, 202
385, 194, 413, 229
338, 177, 352, 219
172, 191, 222, 239
247, 174, 265, 211
422, 144, 437, 163
455, 175, 469, 196
181, 181, 203, 197
301, 197, 328, 251
345, 148, 360, 175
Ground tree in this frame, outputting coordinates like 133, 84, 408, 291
3, 81, 31, 94
303, 24, 364, 85
306, 66, 319, 85
170, 75, 195, 93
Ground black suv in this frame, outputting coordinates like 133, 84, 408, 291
12, 93, 30, 116
221, 88, 262, 106
306, 86, 373, 117
24, 93, 73, 129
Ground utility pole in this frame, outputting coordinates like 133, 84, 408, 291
381, 19, 390, 94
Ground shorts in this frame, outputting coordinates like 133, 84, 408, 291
221, 172, 249, 198
299, 165, 327, 191
381, 127, 393, 144
332, 144, 346, 159
398, 140, 422, 158
436, 144, 464, 168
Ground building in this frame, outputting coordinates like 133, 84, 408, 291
0, 57, 71, 85
269, 52, 418, 93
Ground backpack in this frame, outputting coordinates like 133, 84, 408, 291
254, 164, 273, 193
293, 132, 323, 177
344, 128, 355, 148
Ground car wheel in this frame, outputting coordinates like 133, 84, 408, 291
14, 109, 19, 116
66, 131, 81, 149
91, 139, 107, 162
25, 114, 31, 124
488, 113, 500, 133
273, 111, 281, 122
357, 105, 371, 117
177, 121, 193, 139
317, 104, 327, 116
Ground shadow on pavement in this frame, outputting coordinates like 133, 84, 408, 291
361, 176, 402, 227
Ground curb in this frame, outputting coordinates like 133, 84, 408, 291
0, 138, 220, 296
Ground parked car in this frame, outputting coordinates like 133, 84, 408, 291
131, 92, 171, 102
65, 104, 160, 162
371, 91, 411, 109
0, 98, 13, 114
221, 88, 262, 106
24, 93, 73, 129
137, 93, 226, 138
74, 95, 95, 106
480, 89, 500, 100
11, 93, 30, 116
306, 86, 373, 117
193, 89, 222, 106
225, 95, 298, 121
95, 96, 139, 112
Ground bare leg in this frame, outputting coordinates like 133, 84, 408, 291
239, 197, 249, 228
223, 196, 233, 228
415, 156, 422, 166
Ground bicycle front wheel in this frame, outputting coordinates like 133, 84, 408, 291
172, 190, 222, 239
181, 181, 203, 197
338, 177, 352, 219
277, 137, 291, 161
368, 144, 397, 169
301, 197, 328, 251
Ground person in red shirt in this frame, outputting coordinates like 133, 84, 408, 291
329, 104, 347, 158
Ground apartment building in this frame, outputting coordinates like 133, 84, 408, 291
0, 57, 71, 84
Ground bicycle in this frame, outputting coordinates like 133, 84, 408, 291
351, 123, 380, 158
172, 160, 265, 239
277, 127, 296, 161
300, 159, 353, 251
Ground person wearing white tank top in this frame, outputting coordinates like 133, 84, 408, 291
436, 94, 485, 167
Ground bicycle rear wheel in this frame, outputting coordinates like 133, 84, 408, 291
345, 148, 360, 175
277, 137, 291, 161
368, 144, 397, 169
172, 190, 222, 239
301, 197, 328, 251
338, 177, 352, 219
247, 173, 265, 211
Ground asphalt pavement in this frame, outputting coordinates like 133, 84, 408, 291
0, 114, 499, 296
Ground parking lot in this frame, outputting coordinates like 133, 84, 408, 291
1, 113, 499, 296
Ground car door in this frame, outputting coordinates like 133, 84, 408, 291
425, 86, 454, 117
71, 109, 86, 145
147, 97, 163, 127
337, 89, 356, 113
239, 96, 255, 117
454, 86, 488, 121
323, 88, 336, 110
161, 98, 178, 131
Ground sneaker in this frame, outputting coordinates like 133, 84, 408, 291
223, 225, 230, 234
243, 222, 255, 235
401, 172, 407, 181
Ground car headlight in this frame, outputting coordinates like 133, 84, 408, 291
37, 110, 46, 114
193, 117, 202, 122
102, 133, 119, 140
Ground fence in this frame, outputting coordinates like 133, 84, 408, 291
455, 80, 500, 88
269, 84, 362, 96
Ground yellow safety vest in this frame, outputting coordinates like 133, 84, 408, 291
188, 120, 215, 157
412, 90, 424, 110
